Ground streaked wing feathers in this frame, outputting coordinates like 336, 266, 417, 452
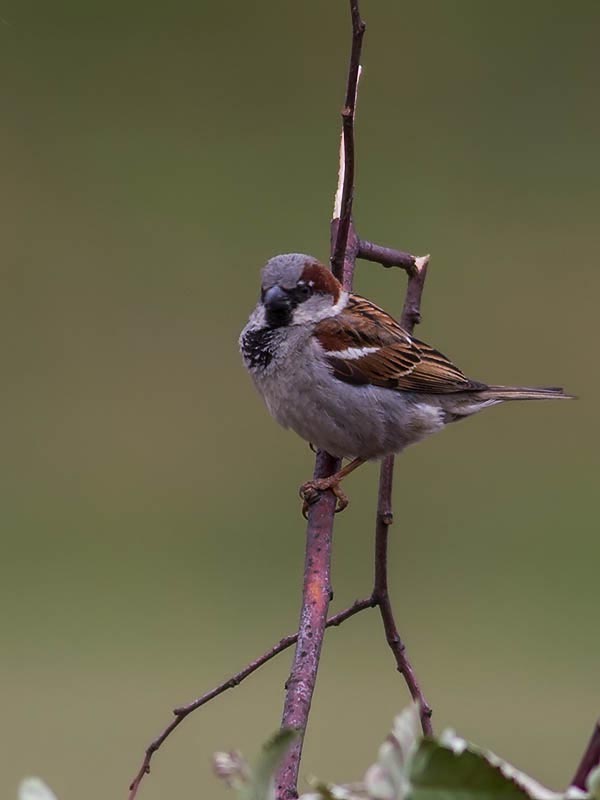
314, 295, 486, 394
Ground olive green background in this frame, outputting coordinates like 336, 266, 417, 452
2, 2, 599, 798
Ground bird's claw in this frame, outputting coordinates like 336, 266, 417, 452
299, 479, 349, 518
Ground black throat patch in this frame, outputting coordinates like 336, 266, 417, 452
240, 327, 277, 369
265, 306, 292, 329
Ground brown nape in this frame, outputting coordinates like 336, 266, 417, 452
301, 262, 341, 302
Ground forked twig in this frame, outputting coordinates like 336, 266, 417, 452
127, 599, 375, 799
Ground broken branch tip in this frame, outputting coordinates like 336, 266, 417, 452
414, 254, 430, 272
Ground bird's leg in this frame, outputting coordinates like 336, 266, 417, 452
300, 457, 366, 517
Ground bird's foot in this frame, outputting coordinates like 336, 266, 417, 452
299, 477, 349, 518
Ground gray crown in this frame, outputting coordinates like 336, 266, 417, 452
261, 253, 317, 291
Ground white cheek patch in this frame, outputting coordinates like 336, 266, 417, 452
332, 346, 380, 360
292, 291, 350, 325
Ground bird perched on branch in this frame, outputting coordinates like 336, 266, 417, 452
240, 253, 572, 514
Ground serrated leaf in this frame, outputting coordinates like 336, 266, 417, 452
217, 708, 593, 800
409, 735, 589, 800
18, 779, 58, 800
409, 738, 529, 800
240, 728, 300, 800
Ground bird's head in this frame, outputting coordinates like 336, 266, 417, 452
259, 253, 347, 328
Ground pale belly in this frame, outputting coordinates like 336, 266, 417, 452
254, 367, 445, 460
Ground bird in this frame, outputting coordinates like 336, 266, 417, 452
240, 253, 572, 515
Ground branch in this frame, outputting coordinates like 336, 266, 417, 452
374, 456, 432, 736
331, 0, 365, 283
358, 239, 421, 273
127, 598, 375, 799
276, 451, 339, 800
571, 719, 600, 791
399, 255, 429, 331
357, 241, 430, 329
128, 2, 434, 795
372, 253, 432, 736
276, 4, 365, 797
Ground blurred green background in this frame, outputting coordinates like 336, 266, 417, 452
2, 1, 599, 798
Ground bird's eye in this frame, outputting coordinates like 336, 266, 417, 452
296, 282, 312, 300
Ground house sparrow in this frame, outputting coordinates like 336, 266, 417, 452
240, 253, 571, 514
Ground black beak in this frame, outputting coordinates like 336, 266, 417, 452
263, 285, 292, 328
263, 285, 290, 311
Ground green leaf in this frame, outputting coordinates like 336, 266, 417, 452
217, 708, 593, 800
409, 733, 588, 800
409, 738, 529, 800
240, 728, 300, 800
18, 779, 58, 800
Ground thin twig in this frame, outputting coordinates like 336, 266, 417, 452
372, 254, 432, 736
357, 240, 430, 327
358, 239, 421, 273
331, 0, 365, 280
127, 598, 374, 799
399, 256, 429, 331
374, 456, 432, 736
330, 220, 359, 292
571, 719, 600, 790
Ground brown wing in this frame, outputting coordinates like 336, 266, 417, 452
314, 295, 486, 394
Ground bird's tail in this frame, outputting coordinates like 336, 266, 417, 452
479, 385, 574, 402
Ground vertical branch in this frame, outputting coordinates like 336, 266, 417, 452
373, 254, 432, 736
277, 3, 365, 798
331, 0, 365, 282
400, 256, 429, 330
276, 451, 338, 800
374, 456, 433, 735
